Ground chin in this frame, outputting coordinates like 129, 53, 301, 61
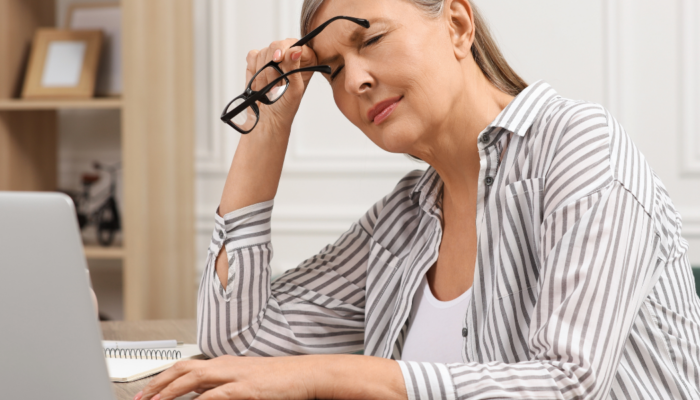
368, 119, 423, 154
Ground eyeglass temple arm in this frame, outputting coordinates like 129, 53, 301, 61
256, 65, 332, 99
222, 65, 332, 120
250, 16, 367, 89
291, 16, 370, 48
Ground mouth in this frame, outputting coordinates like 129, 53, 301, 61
367, 96, 402, 125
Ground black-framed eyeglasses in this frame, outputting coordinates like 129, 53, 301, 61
220, 15, 370, 134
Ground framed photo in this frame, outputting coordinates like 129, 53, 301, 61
22, 29, 103, 99
66, 3, 122, 96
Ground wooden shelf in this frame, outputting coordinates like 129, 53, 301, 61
84, 245, 124, 260
1, 0, 195, 319
0, 98, 122, 110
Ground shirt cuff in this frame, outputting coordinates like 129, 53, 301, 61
209, 200, 274, 255
397, 361, 456, 400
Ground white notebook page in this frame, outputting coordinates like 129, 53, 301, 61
106, 344, 204, 382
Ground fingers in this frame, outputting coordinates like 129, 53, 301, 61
248, 38, 319, 93
245, 49, 259, 86
139, 360, 203, 400
198, 382, 253, 400
155, 366, 228, 400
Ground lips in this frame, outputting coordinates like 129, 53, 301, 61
367, 96, 402, 125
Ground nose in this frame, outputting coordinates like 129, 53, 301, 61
343, 59, 374, 96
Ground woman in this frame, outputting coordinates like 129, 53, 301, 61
137, 0, 700, 399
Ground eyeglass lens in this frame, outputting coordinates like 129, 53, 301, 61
251, 65, 288, 102
225, 98, 257, 132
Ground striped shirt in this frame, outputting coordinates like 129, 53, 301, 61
197, 81, 700, 399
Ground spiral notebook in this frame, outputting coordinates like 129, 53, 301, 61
104, 343, 205, 382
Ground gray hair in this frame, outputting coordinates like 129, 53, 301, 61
299, 0, 527, 97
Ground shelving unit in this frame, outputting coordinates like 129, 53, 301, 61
84, 245, 125, 260
0, 0, 196, 320
0, 97, 122, 110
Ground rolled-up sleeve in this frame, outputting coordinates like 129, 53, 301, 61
197, 195, 385, 358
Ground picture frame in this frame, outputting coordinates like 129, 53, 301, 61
22, 29, 103, 99
66, 3, 122, 96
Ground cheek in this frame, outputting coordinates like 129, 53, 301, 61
332, 89, 388, 148
333, 89, 365, 132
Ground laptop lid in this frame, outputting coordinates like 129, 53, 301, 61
0, 192, 115, 399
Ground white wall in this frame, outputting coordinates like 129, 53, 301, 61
193, 0, 700, 279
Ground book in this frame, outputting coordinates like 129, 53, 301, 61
104, 343, 205, 382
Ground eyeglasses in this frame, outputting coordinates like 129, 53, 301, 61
220, 16, 370, 134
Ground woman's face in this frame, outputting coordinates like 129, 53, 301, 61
310, 0, 467, 155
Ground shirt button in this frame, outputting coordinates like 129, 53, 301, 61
485, 177, 494, 186
462, 327, 468, 337
218, 230, 225, 239
480, 134, 490, 143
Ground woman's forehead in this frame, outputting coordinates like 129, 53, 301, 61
308, 0, 405, 41
310, 17, 394, 65
311, 0, 378, 26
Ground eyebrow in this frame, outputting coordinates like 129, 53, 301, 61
315, 18, 392, 66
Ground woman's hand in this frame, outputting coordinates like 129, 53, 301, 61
134, 354, 408, 400
247, 38, 318, 136
135, 355, 316, 400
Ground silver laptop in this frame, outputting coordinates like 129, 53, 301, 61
0, 192, 116, 399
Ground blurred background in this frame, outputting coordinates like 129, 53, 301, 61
2, 0, 698, 321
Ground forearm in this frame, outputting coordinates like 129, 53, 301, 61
306, 354, 407, 400
219, 126, 289, 215
215, 126, 289, 288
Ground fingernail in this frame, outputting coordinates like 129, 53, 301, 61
273, 49, 282, 61
133, 391, 143, 400
291, 50, 302, 61
152, 394, 160, 400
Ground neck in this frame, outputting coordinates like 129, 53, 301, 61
413, 63, 514, 205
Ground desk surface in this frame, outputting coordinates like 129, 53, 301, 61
101, 319, 197, 400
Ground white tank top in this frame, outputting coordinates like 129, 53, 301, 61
401, 275, 472, 363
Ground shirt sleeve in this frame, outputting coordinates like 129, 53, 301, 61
396, 105, 666, 400
197, 196, 385, 358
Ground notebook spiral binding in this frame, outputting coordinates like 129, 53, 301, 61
104, 348, 182, 360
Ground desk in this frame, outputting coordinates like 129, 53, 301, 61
101, 319, 197, 400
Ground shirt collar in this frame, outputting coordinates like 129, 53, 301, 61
410, 81, 558, 208
410, 167, 442, 212
485, 80, 558, 137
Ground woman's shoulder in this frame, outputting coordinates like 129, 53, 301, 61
535, 96, 609, 138
531, 96, 664, 224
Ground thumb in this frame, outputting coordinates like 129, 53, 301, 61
297, 44, 318, 68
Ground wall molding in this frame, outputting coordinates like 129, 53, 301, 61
680, 0, 700, 173
604, 0, 633, 124
194, 0, 238, 173
678, 207, 700, 238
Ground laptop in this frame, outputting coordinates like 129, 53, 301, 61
0, 192, 116, 398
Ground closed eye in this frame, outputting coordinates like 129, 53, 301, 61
362, 34, 383, 48
330, 34, 385, 82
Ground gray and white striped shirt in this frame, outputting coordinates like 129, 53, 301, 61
198, 81, 700, 399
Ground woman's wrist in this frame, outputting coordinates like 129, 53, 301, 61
219, 123, 290, 215
304, 354, 407, 400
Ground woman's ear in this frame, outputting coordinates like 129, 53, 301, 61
445, 0, 475, 60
